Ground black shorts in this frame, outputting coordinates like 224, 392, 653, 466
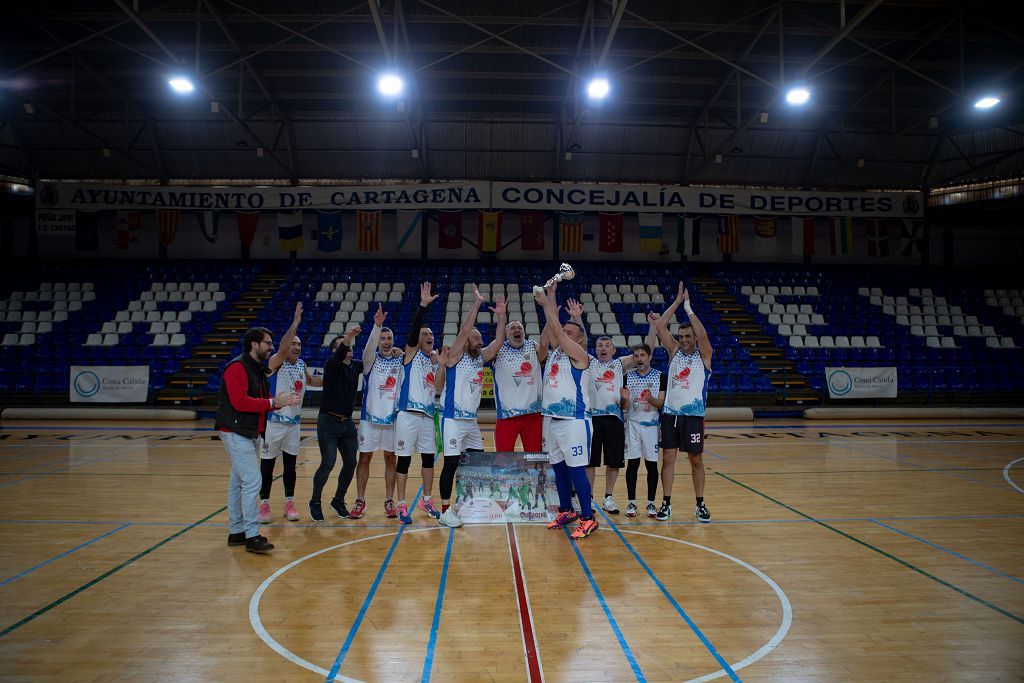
590, 415, 625, 468
659, 414, 705, 454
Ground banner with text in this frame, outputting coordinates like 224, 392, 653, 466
70, 366, 150, 402
35, 210, 76, 236
825, 366, 898, 399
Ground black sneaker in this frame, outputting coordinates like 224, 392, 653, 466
308, 500, 324, 522
656, 502, 672, 521
330, 498, 350, 519
227, 532, 246, 547
695, 502, 712, 523
245, 535, 274, 554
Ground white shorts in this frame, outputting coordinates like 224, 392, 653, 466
441, 417, 483, 457
358, 420, 396, 454
395, 411, 436, 457
262, 421, 300, 460
626, 421, 659, 462
542, 416, 592, 468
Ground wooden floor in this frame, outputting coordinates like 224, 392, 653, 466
0, 418, 1022, 682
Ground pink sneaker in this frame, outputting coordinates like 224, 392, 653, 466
349, 499, 366, 519
397, 502, 412, 524
258, 501, 271, 524
417, 498, 441, 519
283, 499, 300, 521
384, 499, 397, 518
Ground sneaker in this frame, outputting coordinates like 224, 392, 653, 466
438, 509, 464, 528
546, 510, 579, 529
418, 498, 441, 519
695, 502, 712, 523
656, 502, 672, 521
308, 500, 324, 522
602, 496, 620, 514
284, 499, 300, 521
227, 532, 246, 546
570, 517, 599, 539
384, 499, 398, 518
349, 499, 366, 519
646, 502, 657, 518
397, 502, 412, 524
245, 535, 274, 554
258, 501, 271, 524
329, 498, 349, 519
625, 502, 638, 518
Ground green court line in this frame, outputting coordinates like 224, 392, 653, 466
707, 467, 1007, 475
714, 472, 1024, 625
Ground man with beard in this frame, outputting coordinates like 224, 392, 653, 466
216, 325, 301, 554
620, 343, 667, 518
259, 303, 320, 524
349, 304, 403, 520
436, 284, 507, 528
650, 282, 714, 523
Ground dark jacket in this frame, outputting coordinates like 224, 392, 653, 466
215, 353, 271, 438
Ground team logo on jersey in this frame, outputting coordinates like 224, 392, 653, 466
512, 360, 533, 386
425, 372, 434, 387
470, 370, 484, 393
293, 379, 303, 393
379, 374, 397, 394
547, 362, 560, 389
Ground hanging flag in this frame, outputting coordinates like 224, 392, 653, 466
438, 210, 463, 249
638, 213, 662, 253
753, 217, 778, 256
519, 211, 545, 251
316, 210, 342, 252
717, 215, 740, 254
277, 211, 303, 252
791, 217, 815, 256
396, 209, 424, 254
865, 218, 890, 258
676, 214, 701, 256
598, 212, 624, 253
828, 217, 854, 255
236, 211, 260, 248
115, 210, 141, 250
357, 210, 382, 251
900, 219, 924, 257
477, 210, 503, 253
157, 210, 180, 247
75, 211, 100, 252
196, 211, 220, 244
559, 211, 583, 253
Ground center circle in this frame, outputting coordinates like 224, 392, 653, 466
249, 528, 792, 682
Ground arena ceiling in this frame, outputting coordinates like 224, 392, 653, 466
1, 0, 1023, 190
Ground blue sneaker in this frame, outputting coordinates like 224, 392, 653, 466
398, 502, 413, 524
418, 498, 441, 519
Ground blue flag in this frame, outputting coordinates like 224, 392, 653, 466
316, 210, 342, 252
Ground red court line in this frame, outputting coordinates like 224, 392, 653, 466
506, 523, 544, 683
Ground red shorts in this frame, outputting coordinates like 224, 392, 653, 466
494, 413, 543, 452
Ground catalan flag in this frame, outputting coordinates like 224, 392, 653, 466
559, 211, 583, 253
717, 215, 740, 254
357, 210, 381, 251
157, 209, 181, 248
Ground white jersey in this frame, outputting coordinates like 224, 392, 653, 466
588, 356, 624, 420
268, 359, 306, 425
541, 347, 591, 420
664, 349, 710, 417
491, 340, 542, 419
397, 349, 437, 417
624, 368, 663, 427
360, 350, 404, 425
441, 352, 485, 420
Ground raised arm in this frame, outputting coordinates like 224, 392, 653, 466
681, 287, 714, 369
481, 296, 507, 363
644, 313, 659, 351
404, 282, 438, 361
268, 302, 303, 372
433, 347, 448, 393
362, 303, 387, 368
535, 283, 588, 366
654, 282, 686, 356
305, 365, 323, 388
564, 298, 587, 350
448, 284, 485, 363
537, 313, 552, 363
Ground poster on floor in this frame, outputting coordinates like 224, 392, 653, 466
825, 366, 898, 398
454, 451, 558, 524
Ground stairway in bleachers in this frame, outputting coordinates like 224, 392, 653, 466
696, 276, 819, 405
156, 272, 286, 406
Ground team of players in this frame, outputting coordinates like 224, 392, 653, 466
258, 278, 713, 540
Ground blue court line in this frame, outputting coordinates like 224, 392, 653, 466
0, 446, 138, 490
324, 457, 436, 682
596, 508, 741, 682
421, 528, 456, 683
0, 524, 130, 588
703, 448, 727, 461
562, 526, 646, 682
870, 520, 1024, 586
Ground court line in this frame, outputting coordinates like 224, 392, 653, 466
0, 445, 139, 490
1004, 457, 1024, 494
702, 449, 727, 461
595, 508, 740, 682
706, 468, 1009, 475
561, 526, 646, 682
506, 523, 544, 683
715, 472, 1024, 625
870, 520, 1024, 586
0, 524, 130, 588
421, 528, 456, 683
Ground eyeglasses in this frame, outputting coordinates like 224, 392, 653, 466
260, 340, 273, 346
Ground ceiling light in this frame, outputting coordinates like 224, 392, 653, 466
587, 77, 610, 99
973, 96, 1000, 109
785, 87, 810, 105
377, 72, 404, 97
168, 76, 195, 94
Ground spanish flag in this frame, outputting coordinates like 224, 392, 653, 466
477, 210, 503, 253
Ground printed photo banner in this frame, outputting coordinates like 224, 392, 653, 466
35, 180, 923, 218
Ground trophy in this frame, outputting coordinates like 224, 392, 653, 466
533, 263, 576, 296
